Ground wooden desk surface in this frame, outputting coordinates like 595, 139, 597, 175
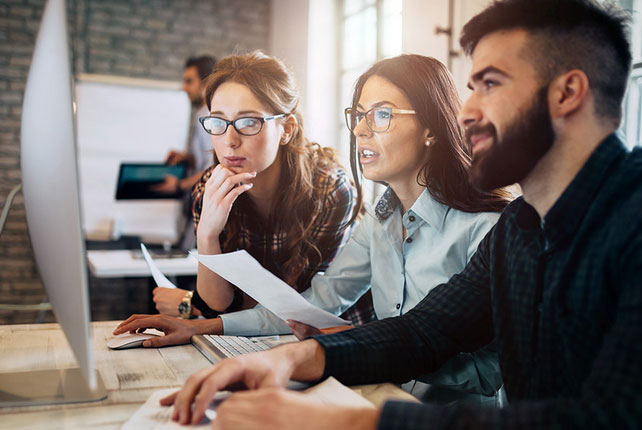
0, 321, 416, 429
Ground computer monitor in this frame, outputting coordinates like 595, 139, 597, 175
0, 0, 107, 406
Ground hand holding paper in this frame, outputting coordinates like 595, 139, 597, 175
191, 250, 349, 329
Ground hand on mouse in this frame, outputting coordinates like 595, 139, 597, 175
113, 314, 221, 347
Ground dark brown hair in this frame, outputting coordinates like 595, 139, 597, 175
459, 0, 631, 123
203, 52, 355, 284
350, 54, 512, 213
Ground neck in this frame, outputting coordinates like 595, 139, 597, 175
246, 156, 282, 219
520, 125, 613, 219
389, 171, 425, 213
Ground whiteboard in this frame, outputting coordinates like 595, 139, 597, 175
75, 74, 191, 243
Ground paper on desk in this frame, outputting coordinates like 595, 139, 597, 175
121, 388, 231, 430
304, 377, 375, 409
191, 250, 349, 329
140, 243, 177, 288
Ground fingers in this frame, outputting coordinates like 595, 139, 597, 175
205, 165, 255, 199
159, 390, 178, 406
173, 365, 219, 424
143, 332, 186, 348
113, 314, 152, 335
286, 320, 320, 341
113, 314, 168, 335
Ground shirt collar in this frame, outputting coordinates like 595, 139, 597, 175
518, 133, 627, 246
370, 186, 449, 231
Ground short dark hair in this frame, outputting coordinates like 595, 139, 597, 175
460, 0, 632, 122
185, 55, 217, 81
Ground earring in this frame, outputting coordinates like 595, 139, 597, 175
425, 139, 432, 146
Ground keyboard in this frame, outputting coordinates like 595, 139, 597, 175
202, 334, 271, 358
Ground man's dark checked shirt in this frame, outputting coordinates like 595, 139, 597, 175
315, 134, 642, 429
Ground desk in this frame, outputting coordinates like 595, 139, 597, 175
87, 250, 198, 278
0, 321, 416, 429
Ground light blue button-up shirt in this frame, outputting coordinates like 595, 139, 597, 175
221, 187, 499, 334
220, 187, 504, 397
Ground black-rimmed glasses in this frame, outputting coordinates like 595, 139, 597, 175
344, 107, 416, 133
199, 114, 286, 136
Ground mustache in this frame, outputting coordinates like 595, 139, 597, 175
465, 123, 497, 143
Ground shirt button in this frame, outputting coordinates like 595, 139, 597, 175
406, 237, 413, 244
396, 303, 401, 310
408, 215, 415, 222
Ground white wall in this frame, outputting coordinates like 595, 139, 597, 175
402, 0, 492, 99
269, 0, 310, 115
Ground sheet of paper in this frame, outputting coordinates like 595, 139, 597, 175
192, 250, 349, 329
121, 388, 208, 430
140, 243, 177, 288
304, 377, 375, 409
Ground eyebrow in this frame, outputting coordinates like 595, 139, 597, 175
467, 66, 510, 90
356, 100, 399, 110
209, 110, 263, 116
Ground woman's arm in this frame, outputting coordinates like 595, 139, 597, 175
192, 165, 256, 312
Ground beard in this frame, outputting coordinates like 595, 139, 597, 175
467, 86, 555, 191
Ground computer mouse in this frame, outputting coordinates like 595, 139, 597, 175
107, 332, 161, 350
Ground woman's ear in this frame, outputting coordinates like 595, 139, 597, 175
424, 129, 435, 147
281, 114, 298, 145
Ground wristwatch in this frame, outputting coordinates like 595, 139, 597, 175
178, 290, 194, 319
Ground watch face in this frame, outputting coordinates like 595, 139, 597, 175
178, 302, 189, 314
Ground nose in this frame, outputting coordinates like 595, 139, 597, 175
223, 124, 242, 148
353, 114, 372, 139
458, 92, 482, 130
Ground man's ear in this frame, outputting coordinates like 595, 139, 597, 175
280, 114, 298, 145
548, 69, 590, 119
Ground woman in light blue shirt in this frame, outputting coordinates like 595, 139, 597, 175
220, 55, 513, 405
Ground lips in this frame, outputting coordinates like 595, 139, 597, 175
470, 133, 492, 150
358, 147, 380, 164
224, 156, 246, 167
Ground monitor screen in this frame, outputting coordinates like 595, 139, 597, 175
0, 0, 107, 407
115, 163, 187, 200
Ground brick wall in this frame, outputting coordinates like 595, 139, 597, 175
0, 0, 271, 324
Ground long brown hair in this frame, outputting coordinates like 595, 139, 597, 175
203, 52, 355, 284
349, 54, 512, 213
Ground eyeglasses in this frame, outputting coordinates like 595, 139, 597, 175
344, 107, 416, 133
199, 114, 286, 136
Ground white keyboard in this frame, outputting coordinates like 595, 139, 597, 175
203, 335, 271, 358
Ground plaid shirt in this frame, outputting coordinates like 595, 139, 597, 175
314, 134, 642, 429
192, 164, 375, 324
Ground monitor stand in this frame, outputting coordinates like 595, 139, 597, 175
0, 368, 107, 407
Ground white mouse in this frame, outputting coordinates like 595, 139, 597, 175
107, 332, 161, 350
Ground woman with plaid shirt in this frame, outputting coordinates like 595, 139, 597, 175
115, 52, 372, 339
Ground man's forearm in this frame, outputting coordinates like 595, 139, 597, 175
287, 339, 327, 382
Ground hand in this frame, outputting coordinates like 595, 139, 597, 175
152, 287, 188, 316
150, 174, 181, 194
112, 313, 215, 347
197, 165, 256, 247
207, 388, 378, 430
161, 340, 325, 425
286, 320, 354, 341
286, 320, 321, 340
165, 150, 193, 167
